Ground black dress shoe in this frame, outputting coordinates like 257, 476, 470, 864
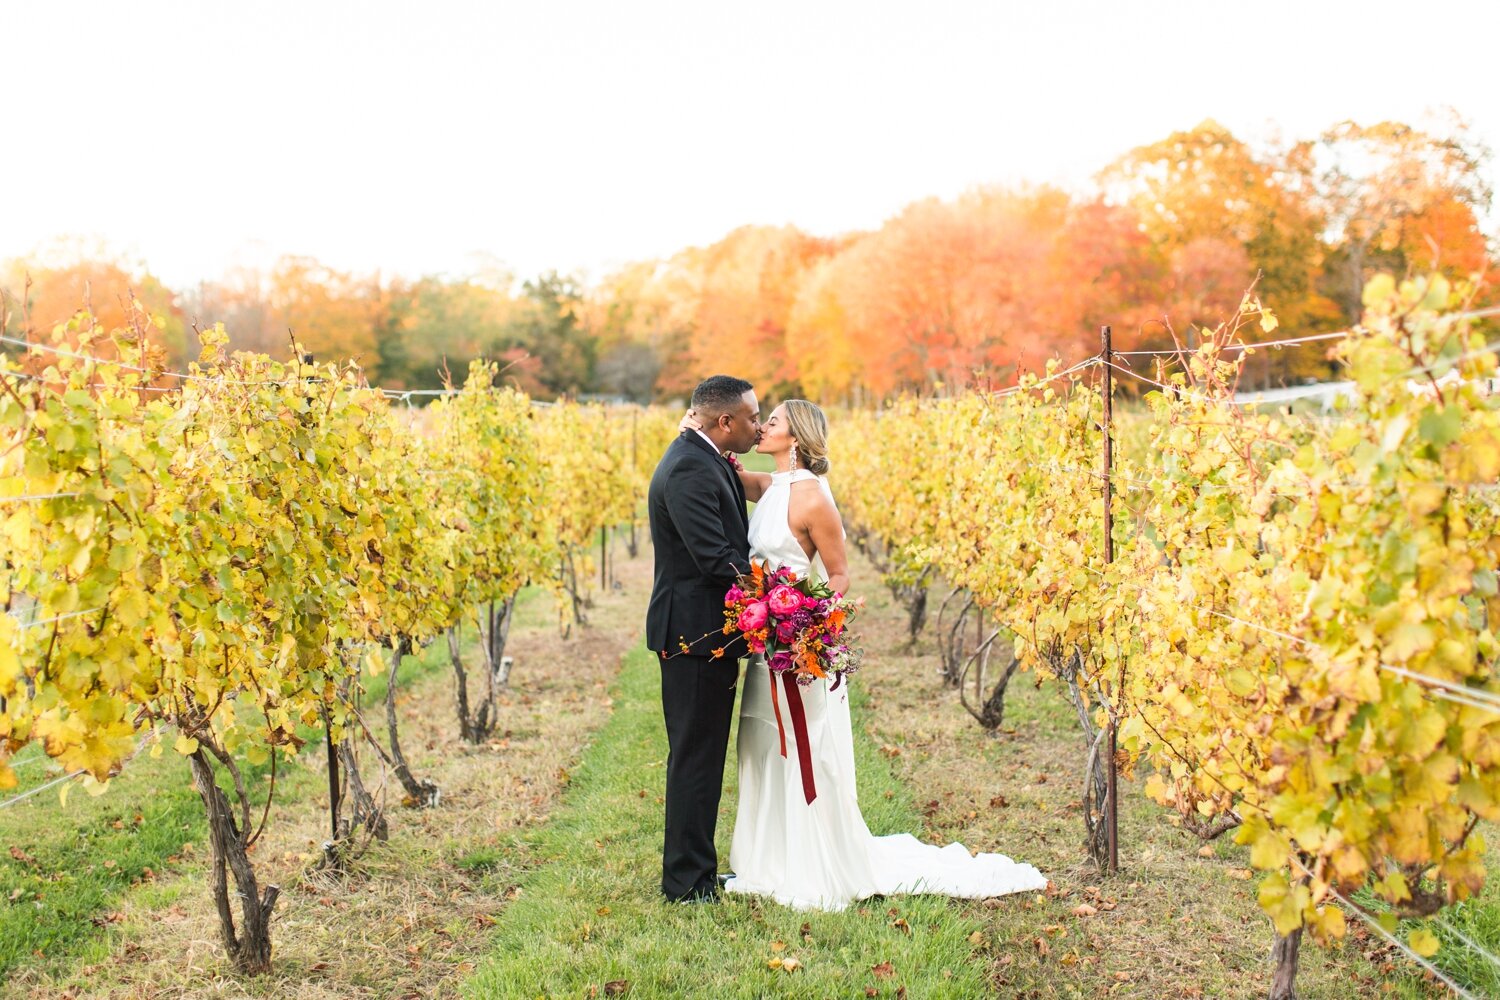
716, 872, 734, 885
664, 885, 720, 905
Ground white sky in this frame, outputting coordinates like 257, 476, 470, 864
4, 0, 1497, 289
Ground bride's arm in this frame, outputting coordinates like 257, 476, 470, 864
737, 467, 771, 503
803, 495, 850, 596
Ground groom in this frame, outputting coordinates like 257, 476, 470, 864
646, 374, 761, 903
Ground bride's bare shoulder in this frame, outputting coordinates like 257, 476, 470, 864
788, 479, 835, 515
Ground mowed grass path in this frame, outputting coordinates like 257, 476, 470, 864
463, 643, 1009, 999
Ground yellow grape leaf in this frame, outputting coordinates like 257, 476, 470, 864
1257, 872, 1309, 936
174, 733, 200, 756
1408, 927, 1440, 958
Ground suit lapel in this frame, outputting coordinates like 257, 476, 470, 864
680, 432, 749, 531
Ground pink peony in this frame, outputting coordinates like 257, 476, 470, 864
725, 585, 746, 605
767, 585, 803, 616
767, 650, 794, 673
747, 636, 766, 654
801, 593, 824, 610
775, 619, 798, 643
738, 600, 769, 631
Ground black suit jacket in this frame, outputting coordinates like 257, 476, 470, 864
646, 432, 751, 657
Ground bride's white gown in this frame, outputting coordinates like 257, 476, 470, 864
724, 469, 1047, 910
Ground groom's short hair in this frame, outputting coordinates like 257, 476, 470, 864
691, 375, 754, 417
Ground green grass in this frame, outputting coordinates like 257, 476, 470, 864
1372, 872, 1500, 999
0, 621, 467, 981
462, 643, 1014, 999
739, 448, 776, 474
0, 752, 219, 976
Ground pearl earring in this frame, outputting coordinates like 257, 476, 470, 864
791, 443, 800, 470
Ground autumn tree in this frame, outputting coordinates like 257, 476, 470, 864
1313, 116, 1493, 321
505, 271, 595, 398
1, 250, 187, 367
375, 273, 518, 389
1101, 120, 1334, 331
692, 225, 836, 395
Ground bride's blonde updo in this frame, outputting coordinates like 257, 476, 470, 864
783, 399, 831, 476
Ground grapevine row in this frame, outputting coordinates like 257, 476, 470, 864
0, 305, 676, 972
834, 274, 1500, 996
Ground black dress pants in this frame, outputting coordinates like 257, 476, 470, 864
659, 652, 739, 900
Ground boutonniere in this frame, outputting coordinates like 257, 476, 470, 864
723, 452, 744, 472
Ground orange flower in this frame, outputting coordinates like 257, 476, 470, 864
710, 648, 725, 659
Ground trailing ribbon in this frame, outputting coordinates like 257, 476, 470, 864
768, 666, 788, 758
768, 666, 817, 805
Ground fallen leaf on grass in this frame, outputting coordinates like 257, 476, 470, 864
967, 930, 989, 947
1197, 845, 1215, 858
1071, 904, 1098, 918
989, 794, 1009, 808
872, 960, 895, 979
770, 940, 786, 952
879, 744, 902, 758
603, 981, 630, 996
1226, 868, 1253, 881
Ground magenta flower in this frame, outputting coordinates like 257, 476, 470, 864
725, 585, 745, 604
776, 619, 798, 643
767, 585, 802, 616
738, 600, 769, 631
768, 650, 794, 673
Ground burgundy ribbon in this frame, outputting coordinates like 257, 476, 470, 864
768, 667, 788, 758
769, 668, 817, 805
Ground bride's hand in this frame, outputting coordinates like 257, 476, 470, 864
678, 409, 704, 434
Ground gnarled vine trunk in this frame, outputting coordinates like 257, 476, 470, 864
958, 628, 1019, 732
452, 595, 517, 743
187, 746, 280, 974
1053, 648, 1110, 869
935, 588, 974, 688
1269, 925, 1302, 1000
319, 675, 387, 868
385, 636, 440, 807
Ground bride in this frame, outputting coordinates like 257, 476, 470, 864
682, 399, 1046, 911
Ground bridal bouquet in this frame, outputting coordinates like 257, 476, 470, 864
722, 560, 863, 687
